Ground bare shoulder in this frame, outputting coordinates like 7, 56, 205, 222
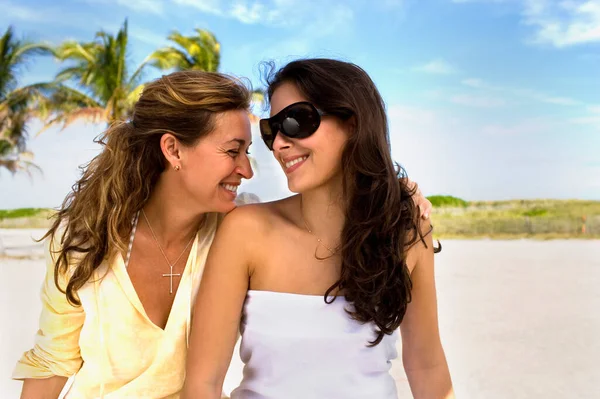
220, 202, 272, 238
405, 217, 437, 272
220, 196, 295, 238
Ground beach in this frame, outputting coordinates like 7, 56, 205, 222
2, 229, 599, 398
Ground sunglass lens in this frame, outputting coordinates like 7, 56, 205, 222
259, 119, 275, 150
282, 117, 301, 136
282, 104, 319, 138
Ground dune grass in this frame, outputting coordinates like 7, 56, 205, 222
429, 198, 600, 239
0, 208, 54, 228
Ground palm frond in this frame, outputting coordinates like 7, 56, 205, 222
0, 151, 42, 177
1, 26, 53, 99
124, 83, 145, 111
148, 46, 190, 70
33, 83, 104, 133
36, 106, 107, 135
150, 28, 221, 72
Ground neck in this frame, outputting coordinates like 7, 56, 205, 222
142, 175, 205, 247
299, 181, 345, 245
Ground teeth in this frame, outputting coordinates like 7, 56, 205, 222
222, 184, 238, 193
285, 156, 308, 168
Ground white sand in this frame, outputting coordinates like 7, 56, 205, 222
2, 230, 599, 398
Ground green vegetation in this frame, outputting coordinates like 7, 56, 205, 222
427, 198, 600, 239
0, 208, 53, 228
0, 27, 51, 175
427, 195, 468, 208
0, 208, 46, 218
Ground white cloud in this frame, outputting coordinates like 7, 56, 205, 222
523, 0, 600, 47
223, 2, 354, 66
168, 0, 353, 30
453, 0, 600, 47
230, 2, 269, 24
414, 59, 457, 74
461, 77, 583, 106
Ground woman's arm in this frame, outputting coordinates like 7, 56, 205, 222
14, 236, 85, 399
182, 206, 261, 399
401, 229, 454, 399
20, 377, 68, 399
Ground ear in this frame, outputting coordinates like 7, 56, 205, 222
160, 133, 182, 170
342, 115, 357, 137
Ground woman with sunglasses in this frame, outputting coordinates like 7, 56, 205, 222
183, 59, 454, 399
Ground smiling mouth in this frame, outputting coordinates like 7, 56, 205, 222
220, 183, 239, 193
284, 156, 308, 169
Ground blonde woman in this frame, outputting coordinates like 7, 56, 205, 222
14, 70, 432, 399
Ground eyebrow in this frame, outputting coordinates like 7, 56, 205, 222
227, 139, 251, 146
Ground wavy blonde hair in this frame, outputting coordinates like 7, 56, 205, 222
43, 71, 251, 305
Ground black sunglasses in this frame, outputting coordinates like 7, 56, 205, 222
259, 101, 328, 151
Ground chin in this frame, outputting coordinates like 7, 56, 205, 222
216, 201, 237, 214
286, 178, 303, 193
287, 179, 315, 194
288, 172, 342, 194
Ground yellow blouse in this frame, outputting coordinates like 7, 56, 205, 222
13, 213, 220, 398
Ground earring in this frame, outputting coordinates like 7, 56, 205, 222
174, 165, 181, 171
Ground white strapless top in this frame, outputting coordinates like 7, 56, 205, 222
230, 290, 399, 399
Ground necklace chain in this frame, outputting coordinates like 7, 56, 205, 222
299, 201, 340, 256
142, 209, 195, 294
142, 209, 195, 267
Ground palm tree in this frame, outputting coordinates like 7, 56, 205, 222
0, 26, 50, 175
149, 28, 221, 72
149, 29, 264, 120
38, 19, 146, 133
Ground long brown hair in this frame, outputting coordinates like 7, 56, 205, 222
43, 71, 251, 306
265, 58, 436, 346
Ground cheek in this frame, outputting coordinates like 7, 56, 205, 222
205, 158, 239, 186
311, 131, 347, 168
190, 152, 234, 178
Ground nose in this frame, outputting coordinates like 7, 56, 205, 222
236, 154, 254, 180
272, 132, 292, 152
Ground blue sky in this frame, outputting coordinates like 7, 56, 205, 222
1, 0, 599, 209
